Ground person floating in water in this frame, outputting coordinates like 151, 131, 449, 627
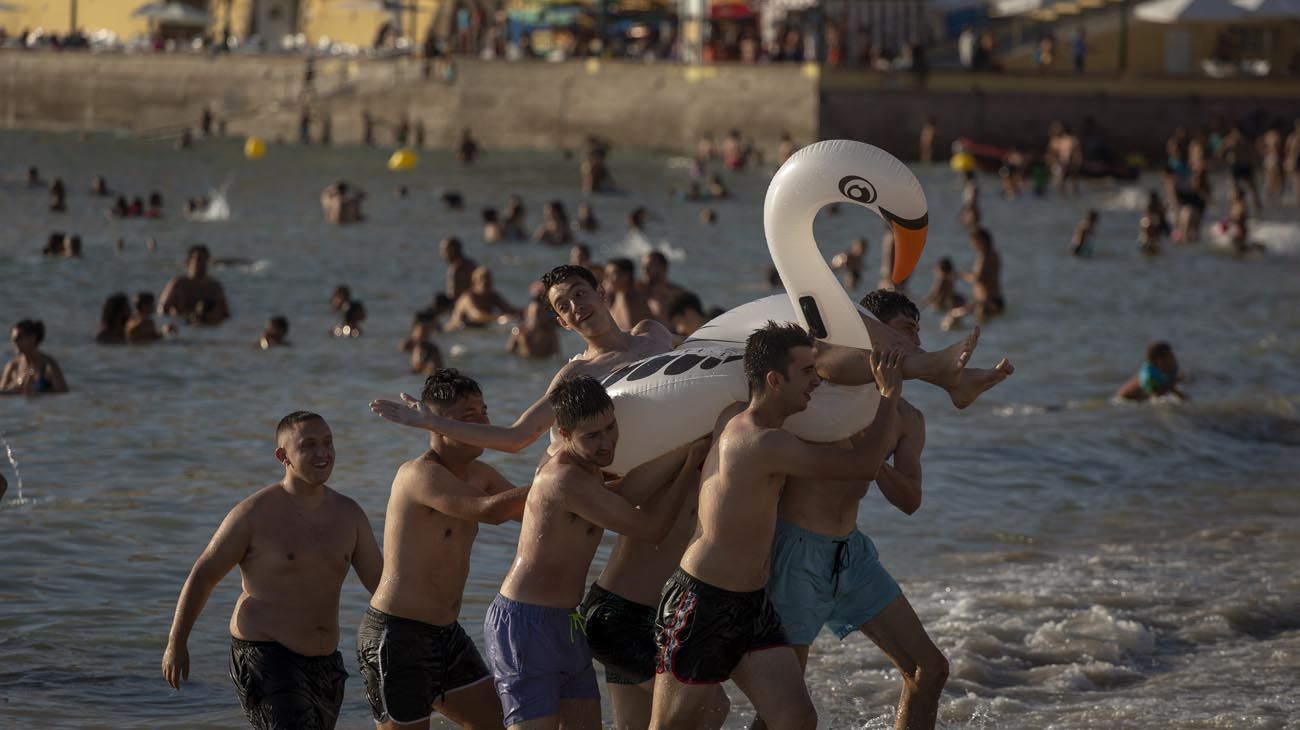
2, 319, 69, 395
161, 412, 382, 730
1116, 342, 1187, 402
158, 245, 231, 326
259, 316, 289, 349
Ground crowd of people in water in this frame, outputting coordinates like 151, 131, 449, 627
7, 109, 1291, 729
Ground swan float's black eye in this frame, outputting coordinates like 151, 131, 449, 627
838, 175, 877, 205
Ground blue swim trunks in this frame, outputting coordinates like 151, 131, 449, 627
768, 520, 901, 646
483, 594, 600, 726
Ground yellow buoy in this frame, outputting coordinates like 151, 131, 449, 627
949, 152, 976, 173
387, 148, 418, 172
244, 137, 266, 160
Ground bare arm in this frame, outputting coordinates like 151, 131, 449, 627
349, 500, 383, 593
161, 502, 253, 689
43, 357, 68, 393
371, 363, 577, 452
211, 283, 231, 323
564, 440, 707, 543
157, 278, 179, 315
607, 444, 690, 506
875, 405, 924, 515
406, 461, 528, 525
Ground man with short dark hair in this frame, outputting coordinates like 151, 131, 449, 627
605, 257, 654, 331
158, 245, 230, 325
637, 251, 688, 324
756, 290, 948, 730
358, 370, 528, 729
162, 412, 382, 730
483, 375, 707, 729
665, 292, 710, 337
651, 322, 904, 730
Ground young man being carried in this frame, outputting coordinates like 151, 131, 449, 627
483, 375, 708, 729
756, 290, 948, 730
357, 370, 530, 729
161, 411, 383, 730
651, 322, 905, 730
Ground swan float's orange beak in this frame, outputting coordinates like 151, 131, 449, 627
888, 215, 928, 285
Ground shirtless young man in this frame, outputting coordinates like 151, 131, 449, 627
604, 258, 655, 332
444, 266, 521, 331
161, 412, 383, 730
636, 252, 687, 324
158, 245, 231, 326
357, 370, 529, 730
650, 323, 904, 730
757, 291, 948, 730
483, 376, 708, 729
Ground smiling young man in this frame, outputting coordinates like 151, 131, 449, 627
358, 370, 530, 730
483, 376, 707, 730
161, 411, 383, 730
650, 323, 904, 730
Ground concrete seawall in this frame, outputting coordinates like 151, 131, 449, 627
4, 51, 1298, 161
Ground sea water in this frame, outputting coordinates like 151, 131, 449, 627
1, 132, 1298, 728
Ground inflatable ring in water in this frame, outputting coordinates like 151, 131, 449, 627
601, 141, 928, 474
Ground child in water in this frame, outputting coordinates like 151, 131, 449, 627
1116, 342, 1187, 402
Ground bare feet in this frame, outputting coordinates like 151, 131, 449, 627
922, 326, 979, 386
949, 358, 1015, 409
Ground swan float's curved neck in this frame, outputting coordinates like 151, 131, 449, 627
763, 140, 929, 350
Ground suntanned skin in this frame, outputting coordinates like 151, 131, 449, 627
371, 391, 528, 730
606, 263, 655, 333
650, 345, 904, 730
445, 268, 521, 331
755, 312, 947, 730
636, 255, 686, 324
1, 325, 69, 395
158, 249, 230, 325
161, 418, 383, 690
497, 408, 707, 730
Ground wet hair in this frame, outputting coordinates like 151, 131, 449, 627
971, 227, 993, 249
645, 251, 668, 268
607, 257, 635, 279
134, 291, 155, 312
276, 411, 326, 443
187, 244, 210, 260
540, 264, 600, 309
420, 368, 482, 411
549, 375, 614, 432
269, 316, 289, 333
744, 321, 814, 392
860, 290, 920, 324
99, 292, 131, 333
1146, 342, 1174, 363
13, 319, 45, 344
937, 256, 954, 274
667, 292, 705, 321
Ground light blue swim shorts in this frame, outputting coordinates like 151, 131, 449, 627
768, 520, 901, 646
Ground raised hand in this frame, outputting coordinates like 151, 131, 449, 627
869, 347, 904, 399
369, 392, 435, 429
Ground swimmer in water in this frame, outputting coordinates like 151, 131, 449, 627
1071, 209, 1098, 257
651, 323, 904, 730
1, 320, 69, 395
577, 201, 599, 232
357, 371, 528, 729
126, 292, 173, 343
502, 196, 528, 240
333, 300, 366, 338
531, 200, 575, 246
439, 237, 478, 306
481, 208, 503, 243
1116, 342, 1187, 402
330, 285, 352, 313
48, 178, 67, 213
62, 234, 83, 259
638, 251, 689, 324
605, 258, 655, 332
958, 228, 1004, 321
444, 267, 520, 331
259, 316, 290, 349
507, 295, 561, 359
755, 291, 949, 730
484, 376, 709, 730
158, 245, 231, 326
569, 243, 605, 284
161, 412, 382, 730
831, 237, 868, 290
96, 292, 131, 345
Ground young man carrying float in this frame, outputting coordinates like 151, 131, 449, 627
356, 370, 531, 730
370, 266, 1007, 727
483, 375, 709, 729
161, 412, 383, 730
754, 290, 956, 730
650, 322, 905, 730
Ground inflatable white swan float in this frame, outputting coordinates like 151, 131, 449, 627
601, 140, 929, 474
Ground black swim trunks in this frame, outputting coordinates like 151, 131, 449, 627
228, 638, 346, 730
655, 568, 789, 684
356, 606, 491, 725
579, 583, 657, 685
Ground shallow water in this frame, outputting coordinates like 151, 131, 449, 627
1, 132, 1298, 729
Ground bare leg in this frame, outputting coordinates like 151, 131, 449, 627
650, 674, 735, 730
609, 682, 653, 730
557, 698, 601, 729
729, 647, 816, 730
748, 645, 810, 730
436, 676, 506, 730
860, 594, 949, 730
